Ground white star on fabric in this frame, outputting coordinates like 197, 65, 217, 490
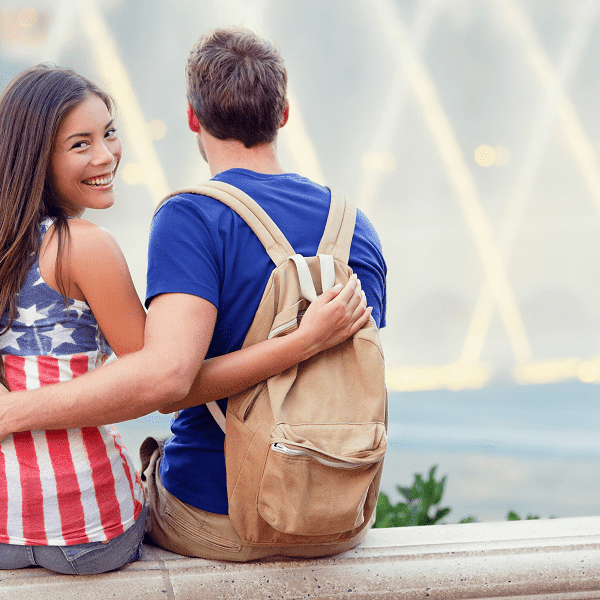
0, 329, 27, 350
50, 323, 77, 348
31, 276, 46, 287
16, 304, 47, 324
68, 304, 88, 319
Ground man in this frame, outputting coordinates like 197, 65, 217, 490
0, 27, 386, 561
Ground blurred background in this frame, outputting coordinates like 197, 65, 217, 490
1, 0, 599, 522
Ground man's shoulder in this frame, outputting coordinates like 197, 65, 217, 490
157, 188, 227, 209
154, 188, 237, 225
213, 169, 330, 204
160, 172, 330, 227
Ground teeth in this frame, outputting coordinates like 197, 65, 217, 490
83, 172, 114, 186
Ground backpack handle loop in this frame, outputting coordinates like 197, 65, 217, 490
318, 254, 336, 292
289, 255, 317, 302
289, 254, 336, 302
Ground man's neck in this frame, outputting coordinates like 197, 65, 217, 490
202, 133, 286, 177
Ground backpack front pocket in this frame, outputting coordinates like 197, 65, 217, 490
257, 442, 380, 536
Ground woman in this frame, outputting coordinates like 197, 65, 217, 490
0, 65, 368, 574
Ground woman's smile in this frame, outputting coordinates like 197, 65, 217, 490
82, 170, 116, 187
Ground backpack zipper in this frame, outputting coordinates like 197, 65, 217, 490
271, 442, 368, 469
268, 311, 306, 339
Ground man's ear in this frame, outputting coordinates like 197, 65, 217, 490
280, 101, 289, 128
187, 103, 200, 133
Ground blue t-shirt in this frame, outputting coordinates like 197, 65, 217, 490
146, 169, 387, 514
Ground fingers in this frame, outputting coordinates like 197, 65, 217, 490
346, 284, 370, 335
333, 275, 366, 317
325, 275, 369, 317
311, 282, 343, 310
349, 306, 372, 336
345, 278, 366, 316
334, 274, 358, 304
324, 283, 344, 301
323, 274, 371, 333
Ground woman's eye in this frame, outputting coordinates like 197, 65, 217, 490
71, 140, 89, 149
105, 128, 117, 138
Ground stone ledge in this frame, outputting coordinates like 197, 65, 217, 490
1, 516, 599, 599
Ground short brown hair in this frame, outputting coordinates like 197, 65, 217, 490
186, 27, 287, 148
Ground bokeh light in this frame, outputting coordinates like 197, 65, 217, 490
474, 144, 496, 167
17, 7, 37, 28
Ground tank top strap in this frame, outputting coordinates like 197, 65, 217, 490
40, 216, 55, 239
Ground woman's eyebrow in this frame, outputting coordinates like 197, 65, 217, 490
64, 131, 89, 141
64, 119, 115, 141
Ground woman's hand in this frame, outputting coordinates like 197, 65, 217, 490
295, 274, 372, 356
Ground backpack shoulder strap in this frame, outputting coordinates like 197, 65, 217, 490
157, 183, 356, 265
311, 191, 357, 293
158, 181, 295, 267
317, 190, 356, 265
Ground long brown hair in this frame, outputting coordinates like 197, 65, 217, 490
0, 65, 114, 388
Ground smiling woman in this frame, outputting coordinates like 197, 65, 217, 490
0, 64, 147, 574
50, 94, 121, 216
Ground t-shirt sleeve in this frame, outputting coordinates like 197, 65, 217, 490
351, 210, 387, 329
145, 197, 221, 309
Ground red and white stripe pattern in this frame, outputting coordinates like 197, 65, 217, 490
0, 353, 144, 546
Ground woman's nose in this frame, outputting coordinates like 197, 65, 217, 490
91, 141, 116, 166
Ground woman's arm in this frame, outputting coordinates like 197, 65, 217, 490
0, 260, 368, 438
159, 275, 370, 413
60, 219, 147, 357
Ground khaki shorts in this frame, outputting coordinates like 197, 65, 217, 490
139, 436, 372, 562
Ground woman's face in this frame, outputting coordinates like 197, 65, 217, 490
50, 94, 122, 217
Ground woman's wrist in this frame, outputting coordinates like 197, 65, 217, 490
287, 326, 321, 363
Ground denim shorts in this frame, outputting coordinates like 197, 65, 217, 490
0, 503, 147, 575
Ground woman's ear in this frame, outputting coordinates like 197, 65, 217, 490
187, 103, 200, 133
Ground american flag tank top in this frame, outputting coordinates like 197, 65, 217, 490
0, 218, 144, 546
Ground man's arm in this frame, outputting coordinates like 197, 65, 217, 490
0, 293, 216, 436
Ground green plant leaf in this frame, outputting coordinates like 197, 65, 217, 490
397, 485, 412, 502
432, 507, 451, 523
459, 516, 478, 523
375, 466, 552, 529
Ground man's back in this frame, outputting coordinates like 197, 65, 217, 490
145, 168, 387, 516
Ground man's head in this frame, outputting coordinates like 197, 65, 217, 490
186, 27, 288, 149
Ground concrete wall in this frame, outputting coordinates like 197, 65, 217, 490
1, 517, 599, 599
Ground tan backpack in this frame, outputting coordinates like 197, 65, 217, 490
163, 181, 387, 546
